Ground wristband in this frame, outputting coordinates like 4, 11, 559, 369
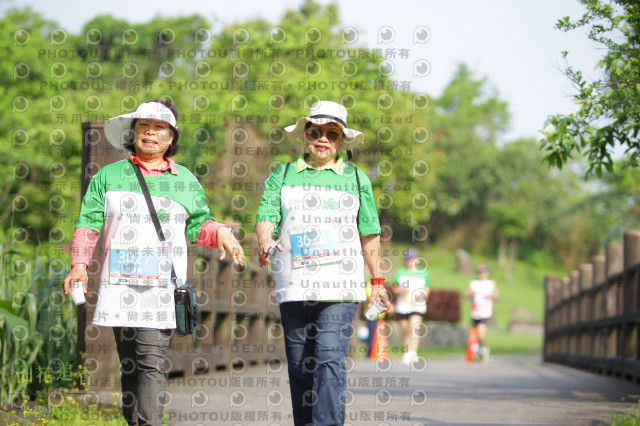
371, 278, 385, 286
72, 264, 87, 269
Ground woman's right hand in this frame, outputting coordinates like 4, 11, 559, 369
258, 239, 284, 267
63, 265, 88, 295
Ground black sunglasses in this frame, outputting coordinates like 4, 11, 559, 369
304, 127, 342, 143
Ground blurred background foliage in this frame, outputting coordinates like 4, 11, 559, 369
1, 0, 634, 268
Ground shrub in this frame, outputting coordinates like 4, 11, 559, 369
425, 290, 460, 323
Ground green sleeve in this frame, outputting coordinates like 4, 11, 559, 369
76, 169, 106, 232
185, 192, 214, 244
255, 164, 287, 234
424, 270, 432, 287
355, 167, 381, 235
184, 175, 215, 244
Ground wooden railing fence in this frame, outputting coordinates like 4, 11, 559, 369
544, 230, 640, 381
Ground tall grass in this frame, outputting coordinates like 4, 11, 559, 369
0, 243, 77, 405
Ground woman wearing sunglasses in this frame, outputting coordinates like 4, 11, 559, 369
255, 101, 390, 425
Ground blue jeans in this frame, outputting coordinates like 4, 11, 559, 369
280, 301, 358, 426
113, 327, 172, 426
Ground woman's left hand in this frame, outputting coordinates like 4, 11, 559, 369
217, 227, 245, 266
369, 283, 391, 313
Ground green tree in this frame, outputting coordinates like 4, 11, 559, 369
0, 7, 218, 248
540, 0, 640, 176
490, 140, 567, 278
559, 166, 640, 244
0, 0, 434, 249
427, 65, 607, 270
428, 64, 509, 239
0, 7, 80, 248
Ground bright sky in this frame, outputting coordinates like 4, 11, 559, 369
4, 0, 601, 143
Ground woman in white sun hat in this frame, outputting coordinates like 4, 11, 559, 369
255, 101, 390, 426
63, 99, 244, 426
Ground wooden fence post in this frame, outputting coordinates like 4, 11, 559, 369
544, 275, 563, 362
592, 255, 605, 288
579, 263, 593, 359
623, 231, 640, 271
606, 244, 624, 278
579, 264, 592, 321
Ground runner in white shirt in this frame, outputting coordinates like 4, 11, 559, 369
390, 248, 431, 366
464, 264, 499, 355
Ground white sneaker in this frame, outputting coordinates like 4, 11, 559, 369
479, 346, 490, 362
402, 351, 417, 366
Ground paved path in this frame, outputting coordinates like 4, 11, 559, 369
164, 354, 640, 426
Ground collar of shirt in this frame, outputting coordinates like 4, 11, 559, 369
293, 153, 345, 175
129, 154, 178, 176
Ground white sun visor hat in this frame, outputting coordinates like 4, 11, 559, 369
104, 101, 178, 149
284, 101, 364, 146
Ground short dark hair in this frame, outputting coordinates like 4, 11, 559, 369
123, 99, 181, 157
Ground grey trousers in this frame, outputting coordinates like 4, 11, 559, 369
113, 327, 172, 426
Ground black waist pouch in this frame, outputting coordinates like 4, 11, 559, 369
174, 283, 200, 336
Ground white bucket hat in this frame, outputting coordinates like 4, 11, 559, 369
104, 101, 179, 149
284, 101, 364, 145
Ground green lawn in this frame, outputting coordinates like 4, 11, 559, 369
487, 328, 544, 353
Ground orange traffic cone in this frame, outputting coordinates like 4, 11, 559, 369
369, 320, 389, 361
466, 327, 479, 363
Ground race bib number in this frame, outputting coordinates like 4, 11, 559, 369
289, 223, 340, 269
109, 240, 173, 287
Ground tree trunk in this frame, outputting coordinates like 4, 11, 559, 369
497, 233, 507, 268
506, 238, 518, 284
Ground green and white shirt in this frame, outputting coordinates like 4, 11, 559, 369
77, 159, 214, 329
393, 266, 431, 315
256, 154, 381, 303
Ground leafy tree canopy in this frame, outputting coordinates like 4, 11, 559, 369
540, 0, 640, 176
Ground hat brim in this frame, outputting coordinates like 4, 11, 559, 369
104, 103, 178, 150
284, 116, 363, 145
